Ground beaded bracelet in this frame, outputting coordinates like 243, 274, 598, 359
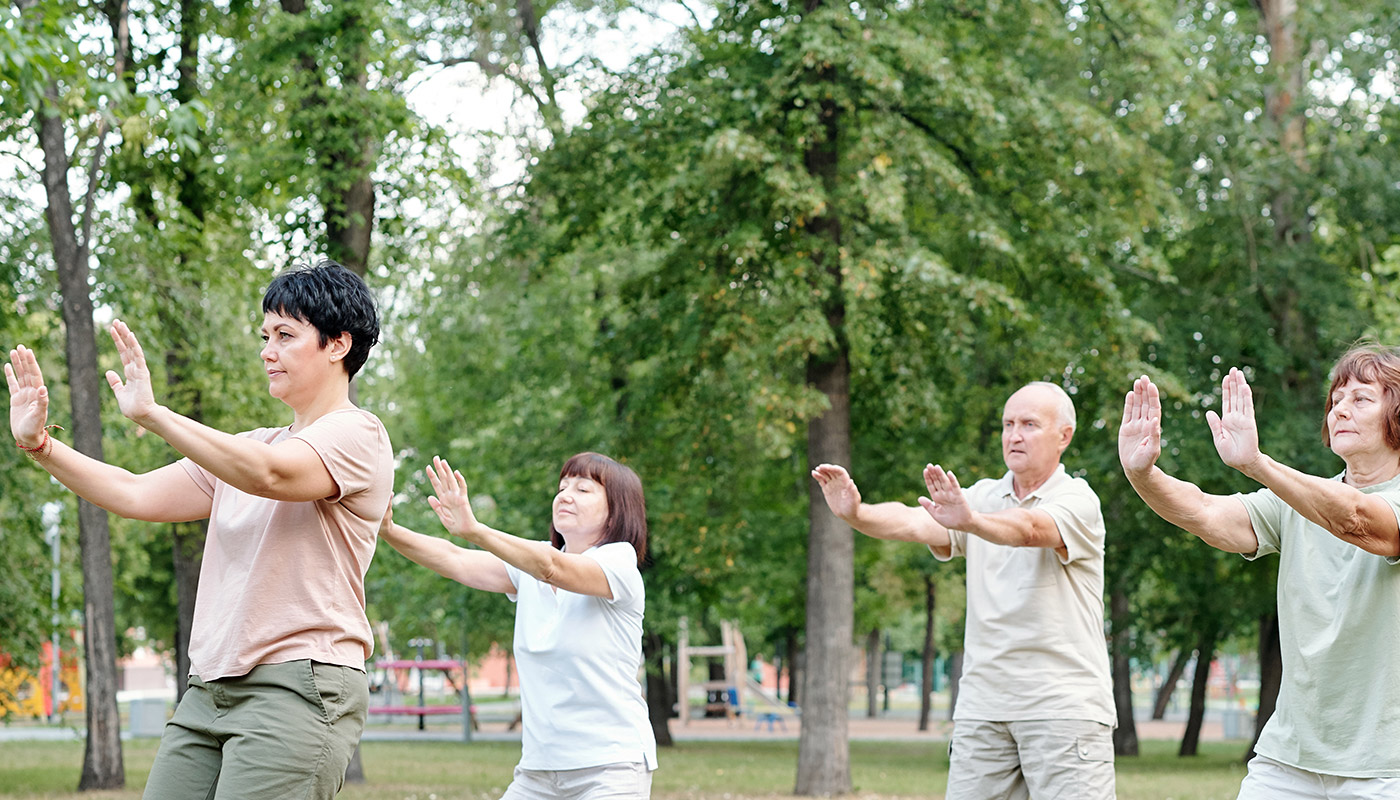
16, 424, 63, 461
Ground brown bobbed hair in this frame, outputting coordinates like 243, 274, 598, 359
1321, 344, 1400, 452
548, 452, 648, 565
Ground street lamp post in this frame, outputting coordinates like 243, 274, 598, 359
41, 501, 62, 721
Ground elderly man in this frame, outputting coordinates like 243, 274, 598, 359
812, 381, 1114, 800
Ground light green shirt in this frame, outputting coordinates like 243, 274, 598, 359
1238, 472, 1400, 778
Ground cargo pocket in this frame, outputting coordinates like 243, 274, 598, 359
1075, 734, 1113, 764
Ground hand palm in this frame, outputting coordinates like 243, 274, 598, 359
823, 482, 860, 519
1212, 410, 1258, 468
6, 346, 50, 445
1118, 416, 1158, 473
426, 457, 481, 538
925, 488, 970, 528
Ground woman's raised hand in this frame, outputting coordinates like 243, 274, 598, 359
425, 456, 482, 540
5, 345, 51, 448
105, 320, 160, 424
1207, 367, 1262, 473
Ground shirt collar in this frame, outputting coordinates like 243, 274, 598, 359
997, 463, 1069, 501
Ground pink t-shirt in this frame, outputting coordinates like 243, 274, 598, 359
179, 408, 392, 680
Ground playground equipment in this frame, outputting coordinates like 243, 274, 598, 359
675, 618, 796, 729
0, 641, 83, 719
368, 632, 477, 741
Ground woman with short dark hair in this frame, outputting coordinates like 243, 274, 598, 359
380, 452, 657, 799
6, 259, 392, 799
1120, 343, 1400, 798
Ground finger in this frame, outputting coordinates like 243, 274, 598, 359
1145, 378, 1160, 419
106, 370, 123, 392
917, 496, 938, 517
1206, 410, 1222, 438
454, 470, 468, 494
927, 465, 950, 488
17, 345, 36, 387
4, 362, 16, 394
435, 457, 455, 490
425, 464, 444, 495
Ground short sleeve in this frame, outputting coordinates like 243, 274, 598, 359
179, 458, 217, 498
503, 562, 523, 602
587, 542, 644, 610
930, 529, 967, 562
292, 410, 390, 513
1037, 481, 1105, 566
1235, 489, 1285, 560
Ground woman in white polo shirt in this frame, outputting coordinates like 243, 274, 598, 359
381, 452, 657, 799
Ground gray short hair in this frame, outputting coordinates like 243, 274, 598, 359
1024, 381, 1076, 433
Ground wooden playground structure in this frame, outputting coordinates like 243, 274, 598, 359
676, 618, 796, 730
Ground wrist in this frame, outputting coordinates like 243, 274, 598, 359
16, 424, 61, 461
1237, 453, 1271, 482
131, 404, 169, 431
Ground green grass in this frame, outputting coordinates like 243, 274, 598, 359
0, 738, 1247, 799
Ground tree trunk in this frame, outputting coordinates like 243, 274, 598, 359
30, 0, 126, 783
1110, 588, 1138, 756
797, 353, 853, 794
1152, 648, 1190, 720
864, 629, 880, 718
1247, 613, 1282, 763
1179, 632, 1217, 757
917, 576, 935, 732
793, 1, 851, 792
643, 630, 674, 747
784, 631, 800, 707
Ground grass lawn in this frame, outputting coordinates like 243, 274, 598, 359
0, 737, 1247, 799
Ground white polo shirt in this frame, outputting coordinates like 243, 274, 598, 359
932, 464, 1115, 726
505, 541, 658, 771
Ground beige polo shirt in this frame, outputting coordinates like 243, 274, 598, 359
933, 464, 1115, 726
180, 408, 392, 680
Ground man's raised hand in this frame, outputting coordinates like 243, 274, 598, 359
1119, 375, 1163, 478
811, 464, 862, 522
919, 464, 974, 530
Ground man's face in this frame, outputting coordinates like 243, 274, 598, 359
1000, 386, 1071, 478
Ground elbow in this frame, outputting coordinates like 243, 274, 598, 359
533, 549, 564, 586
1332, 510, 1399, 557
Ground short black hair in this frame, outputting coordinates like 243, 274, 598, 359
262, 259, 380, 379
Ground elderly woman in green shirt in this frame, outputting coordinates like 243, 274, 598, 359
1119, 344, 1400, 799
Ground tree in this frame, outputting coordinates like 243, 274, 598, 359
8, 0, 129, 786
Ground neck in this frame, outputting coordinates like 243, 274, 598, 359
561, 532, 603, 554
1011, 463, 1059, 499
288, 379, 354, 432
1343, 453, 1400, 488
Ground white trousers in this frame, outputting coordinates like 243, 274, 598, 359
1237, 755, 1400, 800
500, 762, 653, 800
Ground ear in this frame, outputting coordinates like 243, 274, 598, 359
1058, 425, 1074, 453
327, 332, 353, 363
